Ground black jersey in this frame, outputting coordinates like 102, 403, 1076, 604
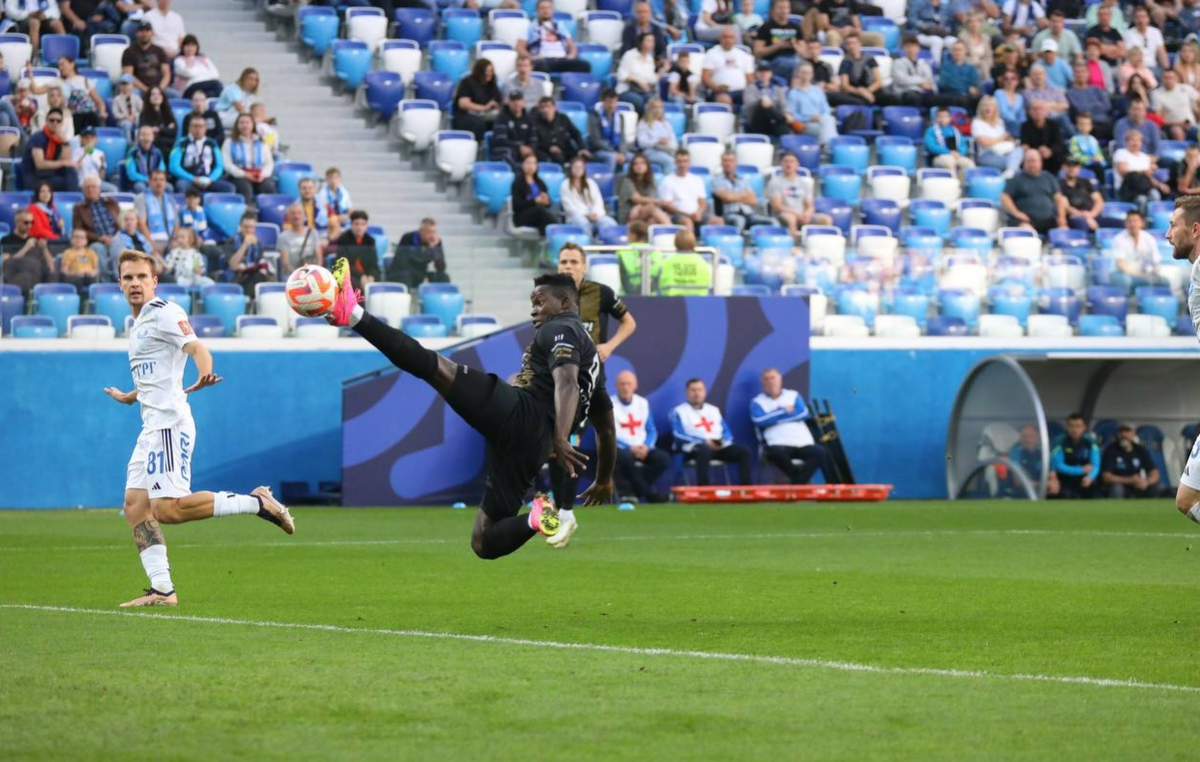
511, 311, 612, 426
577, 280, 628, 346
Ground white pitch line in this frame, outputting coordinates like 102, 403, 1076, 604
1, 603, 1196, 695
0, 528, 1195, 553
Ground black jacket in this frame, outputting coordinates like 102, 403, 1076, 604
492, 107, 535, 159
532, 112, 585, 163
621, 21, 668, 60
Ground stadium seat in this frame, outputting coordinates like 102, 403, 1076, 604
346, 7, 388, 51
11, 314, 57, 338
1049, 227, 1089, 254
363, 70, 405, 120
835, 105, 880, 139
948, 227, 992, 257
1159, 140, 1188, 165
235, 315, 285, 339
1027, 313, 1073, 337
1039, 287, 1081, 326
598, 0, 634, 14
684, 133, 723, 174
918, 168, 961, 205
1148, 200, 1174, 231
694, 103, 735, 142
925, 315, 968, 336
830, 136, 869, 174
780, 134, 820, 172
874, 314, 921, 337
419, 283, 465, 330
40, 34, 79, 66
891, 291, 930, 328
255, 194, 295, 229
434, 131, 479, 184
862, 17, 900, 51
488, 9, 530, 47
401, 314, 450, 338
476, 41, 517, 82
472, 162, 515, 217
836, 288, 879, 327
910, 199, 950, 237
939, 288, 980, 330
733, 134, 773, 174
1099, 201, 1136, 228
397, 100, 443, 152
331, 40, 372, 90
852, 225, 899, 262
662, 102, 686, 141
1126, 313, 1171, 337
959, 199, 999, 236
1079, 314, 1122, 336
802, 225, 847, 264
32, 283, 79, 335
561, 73, 602, 110
649, 224, 684, 251
1087, 285, 1128, 327
0, 191, 30, 229
293, 316, 339, 340
189, 314, 225, 338
556, 102, 589, 143
1138, 290, 1180, 324
964, 167, 1004, 202
823, 314, 870, 337
275, 162, 315, 199
587, 163, 616, 203
90, 33, 129, 80
413, 71, 454, 111
731, 284, 773, 297
156, 283, 191, 314
819, 165, 862, 205
546, 224, 591, 260
428, 40, 469, 83
66, 314, 115, 340
597, 225, 628, 246
56, 191, 81, 235
202, 284, 247, 337
819, 45, 843, 74
443, 9, 484, 47
364, 282, 412, 328
584, 11, 624, 51
395, 8, 437, 46
585, 253, 621, 293
701, 225, 745, 269
575, 43, 613, 79
865, 169, 910, 210
203, 193, 246, 240
298, 7, 339, 55
990, 289, 1033, 328
978, 313, 1023, 337
380, 39, 422, 86
88, 282, 127, 333
876, 135, 917, 175
255, 223, 279, 252
0, 283, 22, 334
254, 282, 290, 328
1044, 255, 1087, 292
882, 106, 922, 142
456, 314, 501, 338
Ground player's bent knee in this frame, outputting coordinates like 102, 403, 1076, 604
152, 499, 184, 524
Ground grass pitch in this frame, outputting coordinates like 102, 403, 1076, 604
2, 499, 1199, 761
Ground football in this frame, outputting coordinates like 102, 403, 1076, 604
286, 265, 337, 317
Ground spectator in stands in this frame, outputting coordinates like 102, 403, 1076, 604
173, 34, 221, 99
1, 210, 53, 296
135, 168, 178, 254
1152, 69, 1198, 142
144, 0, 184, 57
511, 153, 558, 235
1001, 148, 1065, 234
225, 211, 270, 296
811, 0, 885, 48
995, 70, 1027, 135
936, 41, 981, 108
317, 167, 352, 234
1067, 63, 1113, 142
589, 89, 627, 170
696, 0, 740, 43
333, 209, 379, 291
112, 75, 143, 143
1086, 5, 1124, 65
766, 152, 828, 238
634, 97, 678, 174
786, 62, 836, 144
1081, 37, 1115, 93
164, 227, 211, 289
1125, 73, 1158, 107
830, 33, 882, 107
59, 228, 99, 294
187, 90, 225, 146
46, 56, 105, 133
21, 107, 77, 192
712, 150, 772, 232
390, 217, 449, 290
122, 21, 173, 96
1125, 6, 1167, 72
74, 127, 117, 193
170, 113, 234, 196
617, 152, 670, 225
1000, 0, 1046, 39
907, 0, 956, 66
1101, 424, 1160, 498
223, 112, 276, 206
519, 0, 589, 74
925, 105, 975, 180
990, 42, 1029, 85
734, 0, 763, 36
800, 38, 836, 94
659, 229, 712, 294
972, 95, 1025, 177
124, 123, 165, 193
888, 35, 937, 108
754, 0, 803, 81
1031, 9, 1081, 64
139, 86, 178, 158
531, 96, 589, 164
30, 84, 73, 144
505, 54, 543, 112
1037, 39, 1072, 90
1171, 143, 1200, 197
621, 2, 670, 61
250, 102, 278, 155
666, 50, 698, 106
960, 13, 995, 81
215, 68, 259, 130
73, 175, 120, 274
27, 180, 65, 245
491, 90, 533, 168
297, 177, 335, 240
1021, 99, 1065, 173
1113, 129, 1168, 212
752, 367, 828, 485
1175, 41, 1200, 90
659, 149, 720, 232
1117, 46, 1157, 94
451, 59, 501, 143
118, 0, 154, 39
671, 378, 753, 486
111, 208, 163, 278
702, 26, 754, 107
615, 33, 659, 111
611, 370, 671, 504
1110, 209, 1162, 289
5, 0, 65, 57
562, 155, 618, 235
179, 187, 215, 248
277, 202, 323, 272
1114, 98, 1161, 158
61, 0, 121, 51
743, 61, 790, 136
1058, 158, 1104, 231
1005, 424, 1058, 497
1051, 412, 1100, 499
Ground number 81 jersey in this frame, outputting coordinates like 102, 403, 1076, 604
128, 298, 197, 430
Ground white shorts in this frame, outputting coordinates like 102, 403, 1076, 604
1180, 436, 1200, 492
125, 420, 195, 499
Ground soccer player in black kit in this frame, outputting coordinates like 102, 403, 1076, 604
550, 243, 638, 533
325, 257, 618, 559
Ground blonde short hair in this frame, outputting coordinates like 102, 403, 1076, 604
118, 249, 156, 273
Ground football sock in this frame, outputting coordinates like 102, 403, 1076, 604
139, 545, 173, 594
558, 508, 574, 524
213, 491, 260, 518
354, 312, 438, 381
479, 516, 537, 559
1187, 503, 1200, 525
549, 460, 580, 511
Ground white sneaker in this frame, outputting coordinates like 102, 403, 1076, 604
546, 511, 578, 549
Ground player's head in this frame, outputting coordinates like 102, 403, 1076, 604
686, 377, 707, 405
557, 243, 587, 287
530, 272, 578, 326
760, 367, 782, 396
1065, 412, 1088, 439
118, 250, 158, 307
1168, 194, 1200, 261
616, 370, 638, 400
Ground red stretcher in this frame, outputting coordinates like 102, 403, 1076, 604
670, 484, 894, 503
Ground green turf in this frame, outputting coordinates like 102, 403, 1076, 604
2, 500, 1199, 761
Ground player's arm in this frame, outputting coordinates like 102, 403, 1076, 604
599, 311, 636, 360
580, 405, 617, 506
551, 363, 588, 478
182, 340, 223, 393
103, 386, 138, 404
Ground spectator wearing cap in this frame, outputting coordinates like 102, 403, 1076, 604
1031, 9, 1082, 64
144, 0, 185, 57
743, 61, 790, 137
588, 89, 627, 171
615, 32, 659, 112
702, 26, 754, 108
21, 106, 77, 192
169, 113, 236, 196
504, 54, 544, 113
492, 89, 534, 169
122, 20, 173, 96
517, 0, 590, 74
112, 73, 143, 143
5, 0, 66, 58
1037, 39, 1072, 89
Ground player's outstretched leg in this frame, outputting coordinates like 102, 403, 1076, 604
1175, 483, 1200, 526
150, 488, 295, 534
471, 493, 560, 560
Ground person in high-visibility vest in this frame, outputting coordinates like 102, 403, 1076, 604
616, 220, 663, 294
657, 229, 713, 296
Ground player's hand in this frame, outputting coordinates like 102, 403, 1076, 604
553, 437, 589, 478
184, 373, 224, 394
103, 386, 135, 404
579, 479, 614, 506
597, 341, 614, 361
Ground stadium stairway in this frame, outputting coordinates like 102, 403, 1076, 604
175, 0, 542, 327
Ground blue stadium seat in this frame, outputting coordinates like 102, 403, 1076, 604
910, 199, 950, 237
1099, 201, 1136, 228
1079, 314, 1122, 336
836, 287, 877, 327
597, 0, 634, 13
401, 314, 450, 338
738, 164, 764, 200
12, 315, 57, 338
331, 40, 372, 90
597, 225, 628, 245
472, 162, 514, 216
861, 17, 900, 51
814, 198, 852, 235
861, 198, 901, 234
255, 223, 279, 252
275, 163, 315, 199
363, 70, 405, 120
190, 313, 225, 338
949, 226, 991, 256
561, 73, 601, 109
56, 191, 81, 235
926, 315, 968, 336
443, 8, 484, 46
701, 224, 744, 268
40, 33, 79, 66
88, 283, 127, 332
81, 67, 111, 101
586, 162, 616, 204
819, 165, 861, 204
203, 193, 246, 240
1178, 313, 1194, 336
156, 283, 192, 313
1087, 285, 1128, 326
1148, 200, 1174, 231
1135, 425, 1172, 490
1159, 140, 1188, 165
255, 193, 295, 229
546, 224, 591, 260
0, 191, 31, 229
780, 133, 820, 172
830, 136, 869, 174
169, 98, 190, 138
876, 135, 917, 174
663, 102, 686, 141
891, 291, 930, 328
939, 288, 980, 330
394, 8, 436, 46
576, 43, 613, 79
202, 284, 246, 336
299, 6, 339, 55
835, 105, 879, 139
964, 167, 1004, 202
1138, 292, 1180, 324
538, 162, 565, 206
0, 283, 22, 334
556, 102, 588, 143
413, 70, 454, 111
1040, 286, 1081, 326
1048, 227, 1089, 253
882, 106, 922, 142
429, 40, 469, 82
32, 283, 80, 335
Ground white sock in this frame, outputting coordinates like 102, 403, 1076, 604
213, 491, 261, 518
559, 508, 574, 523
139, 545, 173, 594
350, 304, 364, 327
1187, 504, 1200, 525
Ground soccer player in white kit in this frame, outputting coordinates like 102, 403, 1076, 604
103, 250, 295, 608
1165, 195, 1200, 525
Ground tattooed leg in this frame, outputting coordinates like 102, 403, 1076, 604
121, 489, 176, 602
132, 517, 165, 551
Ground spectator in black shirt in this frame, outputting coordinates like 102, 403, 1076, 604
452, 59, 502, 142
1020, 99, 1065, 174
121, 21, 173, 96
829, 34, 881, 106
492, 90, 534, 169
390, 217, 450, 290
810, 0, 885, 47
187, 90, 225, 146
802, 38, 836, 92
754, 0, 804, 80
333, 210, 380, 291
511, 154, 559, 234
621, 1, 672, 60
531, 97, 590, 164
1085, 6, 1124, 66
0, 210, 53, 296
1059, 159, 1104, 231
1101, 425, 1160, 499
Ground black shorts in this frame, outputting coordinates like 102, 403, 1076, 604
444, 364, 553, 521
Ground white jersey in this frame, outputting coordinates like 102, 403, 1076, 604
750, 389, 815, 448
128, 297, 196, 430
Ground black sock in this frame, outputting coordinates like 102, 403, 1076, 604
478, 515, 537, 559
549, 460, 579, 511
354, 311, 439, 381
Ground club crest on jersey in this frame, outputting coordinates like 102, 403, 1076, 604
178, 320, 193, 336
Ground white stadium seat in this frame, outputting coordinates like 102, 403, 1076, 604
365, 282, 412, 328
380, 40, 423, 84
585, 11, 624, 51
808, 292, 829, 333
1027, 314, 1073, 337
457, 314, 501, 338
396, 99, 442, 152
346, 9, 389, 51
693, 104, 735, 143
476, 41, 518, 82
90, 35, 128, 81
918, 168, 961, 204
978, 314, 1024, 337
1001, 233, 1043, 260
823, 314, 870, 337
649, 224, 683, 251
67, 315, 115, 340
587, 254, 622, 293
254, 283, 291, 329
684, 133, 723, 173
489, 10, 530, 47
801, 226, 847, 265
0, 34, 31, 79
734, 135, 774, 174
294, 317, 340, 340
1126, 313, 1171, 337
236, 315, 285, 339
434, 130, 479, 183
713, 258, 735, 295
959, 203, 999, 235
874, 314, 921, 337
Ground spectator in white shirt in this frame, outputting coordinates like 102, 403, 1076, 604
173, 34, 221, 99
611, 370, 671, 503
670, 378, 753, 486
1110, 209, 1162, 291
1151, 69, 1199, 141
701, 26, 754, 107
615, 32, 660, 112
144, 0, 185, 57
5, 0, 65, 58
750, 367, 829, 484
766, 152, 829, 238
657, 149, 722, 232
1124, 6, 1168, 72
561, 156, 618, 235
